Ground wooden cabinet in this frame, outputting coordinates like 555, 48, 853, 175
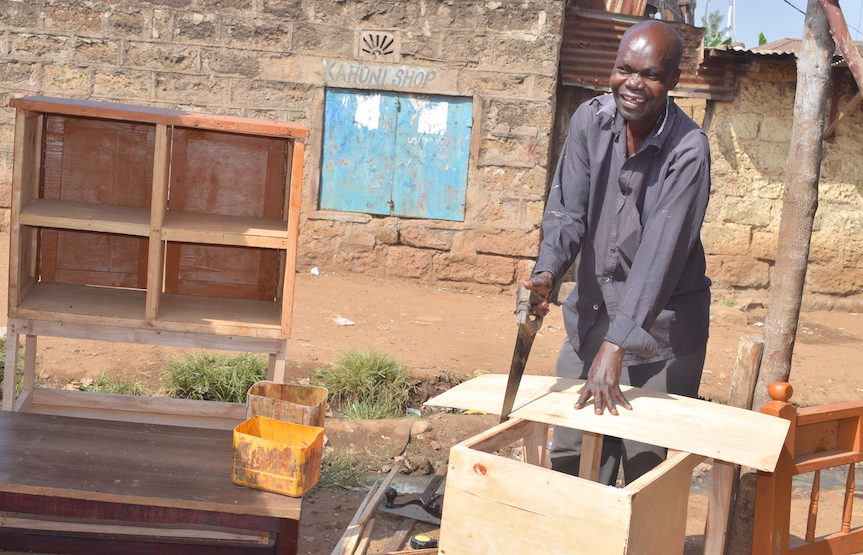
4, 96, 310, 418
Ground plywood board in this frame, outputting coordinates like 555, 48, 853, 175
442, 444, 633, 555
425, 374, 789, 472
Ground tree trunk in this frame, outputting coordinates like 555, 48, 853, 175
751, 0, 833, 411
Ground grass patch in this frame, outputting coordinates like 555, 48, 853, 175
311, 347, 415, 419
317, 448, 373, 490
162, 352, 267, 403
80, 371, 151, 396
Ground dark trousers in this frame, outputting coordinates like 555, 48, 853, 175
549, 307, 706, 485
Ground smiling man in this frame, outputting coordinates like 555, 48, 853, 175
523, 20, 712, 485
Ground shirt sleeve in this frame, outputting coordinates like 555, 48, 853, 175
532, 106, 592, 283
603, 131, 711, 357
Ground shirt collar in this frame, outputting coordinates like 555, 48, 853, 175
594, 94, 677, 151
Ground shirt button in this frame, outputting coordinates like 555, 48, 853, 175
592, 304, 599, 310
610, 246, 617, 253
603, 276, 611, 283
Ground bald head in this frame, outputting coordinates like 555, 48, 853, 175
610, 20, 684, 133
620, 20, 684, 75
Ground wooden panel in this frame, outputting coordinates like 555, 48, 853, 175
0, 411, 302, 519
9, 110, 44, 315
40, 115, 153, 289
164, 242, 280, 300
19, 199, 150, 235
441, 443, 633, 555
10, 95, 310, 139
425, 374, 790, 472
795, 421, 840, 457
627, 452, 703, 554
165, 128, 285, 300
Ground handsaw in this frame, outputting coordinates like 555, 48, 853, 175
499, 286, 545, 422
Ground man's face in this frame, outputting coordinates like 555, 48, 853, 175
610, 30, 681, 126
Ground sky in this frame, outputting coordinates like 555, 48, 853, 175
694, 0, 863, 49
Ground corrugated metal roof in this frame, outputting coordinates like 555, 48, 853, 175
560, 7, 737, 101
752, 38, 802, 56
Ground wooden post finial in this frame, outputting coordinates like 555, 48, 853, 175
768, 382, 793, 403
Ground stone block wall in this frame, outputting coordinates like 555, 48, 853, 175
0, 0, 563, 292
704, 59, 863, 309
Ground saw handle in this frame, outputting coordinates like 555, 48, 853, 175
515, 285, 546, 326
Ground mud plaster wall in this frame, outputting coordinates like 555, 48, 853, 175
0, 0, 563, 293
705, 58, 863, 310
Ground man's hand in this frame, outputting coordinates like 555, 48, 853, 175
521, 271, 554, 317
574, 341, 632, 415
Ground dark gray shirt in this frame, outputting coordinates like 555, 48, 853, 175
534, 94, 711, 366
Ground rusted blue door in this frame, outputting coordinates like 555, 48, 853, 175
320, 88, 472, 221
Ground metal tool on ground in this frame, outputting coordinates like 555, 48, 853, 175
379, 465, 448, 553
409, 534, 438, 549
378, 484, 442, 525
499, 285, 545, 422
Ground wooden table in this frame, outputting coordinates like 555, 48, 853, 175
0, 411, 301, 554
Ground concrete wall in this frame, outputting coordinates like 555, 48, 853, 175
704, 58, 863, 310
0, 0, 564, 293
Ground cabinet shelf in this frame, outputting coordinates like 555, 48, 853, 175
161, 211, 290, 248
20, 199, 151, 237
15, 283, 283, 338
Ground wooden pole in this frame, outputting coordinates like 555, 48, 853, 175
752, 0, 833, 412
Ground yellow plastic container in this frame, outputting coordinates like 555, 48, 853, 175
245, 381, 328, 428
232, 415, 325, 497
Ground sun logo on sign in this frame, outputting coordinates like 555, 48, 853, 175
361, 32, 395, 56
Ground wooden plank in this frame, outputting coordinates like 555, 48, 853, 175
702, 460, 736, 555
25, 388, 246, 429
579, 431, 603, 482
268, 341, 288, 384
162, 211, 290, 248
425, 374, 790, 472
522, 420, 547, 467
9, 96, 310, 138
332, 459, 405, 555
0, 411, 302, 519
19, 199, 150, 236
441, 443, 633, 555
147, 123, 171, 320
8, 110, 43, 317
627, 452, 704, 555
282, 139, 305, 335
2, 325, 20, 411
14, 283, 285, 338
12, 318, 285, 353
1, 512, 269, 543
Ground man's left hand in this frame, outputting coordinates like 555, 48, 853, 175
574, 341, 632, 415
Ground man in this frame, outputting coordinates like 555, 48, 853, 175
524, 20, 711, 486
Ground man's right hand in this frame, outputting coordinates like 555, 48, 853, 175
521, 271, 554, 317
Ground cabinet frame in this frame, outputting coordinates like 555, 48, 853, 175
3, 96, 310, 417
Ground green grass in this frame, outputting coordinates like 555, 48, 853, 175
311, 347, 415, 419
80, 371, 150, 396
317, 448, 373, 490
162, 352, 267, 403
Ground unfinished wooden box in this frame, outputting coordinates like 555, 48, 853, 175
4, 96, 309, 421
427, 374, 791, 555
442, 418, 702, 555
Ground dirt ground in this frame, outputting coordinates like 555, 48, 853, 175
2, 270, 863, 554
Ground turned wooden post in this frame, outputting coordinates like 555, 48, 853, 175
752, 382, 797, 555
